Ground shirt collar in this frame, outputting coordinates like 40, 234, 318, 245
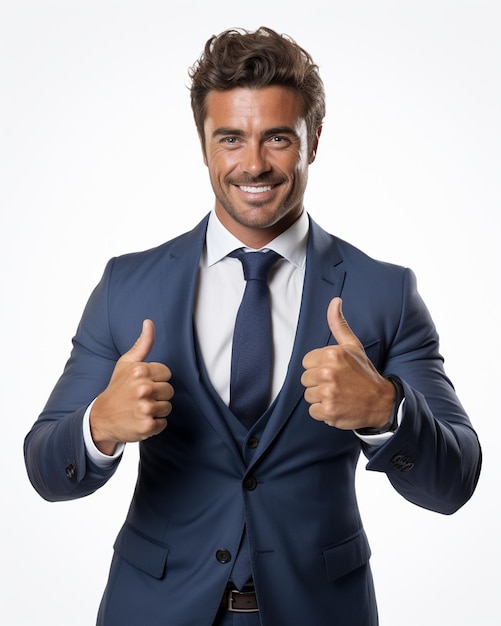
205, 209, 309, 269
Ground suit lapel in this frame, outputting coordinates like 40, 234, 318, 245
159, 215, 247, 465
158, 215, 206, 396
252, 218, 346, 461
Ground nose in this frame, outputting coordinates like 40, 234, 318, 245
241, 141, 271, 177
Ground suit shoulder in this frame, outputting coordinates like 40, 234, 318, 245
310, 217, 408, 279
105, 215, 209, 275
308, 220, 415, 310
333, 235, 407, 276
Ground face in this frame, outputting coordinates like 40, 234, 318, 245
201, 86, 321, 248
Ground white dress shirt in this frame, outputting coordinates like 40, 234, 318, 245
194, 210, 307, 406
84, 209, 396, 465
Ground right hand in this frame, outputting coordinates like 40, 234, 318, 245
90, 320, 173, 455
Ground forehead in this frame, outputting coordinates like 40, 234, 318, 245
204, 86, 306, 132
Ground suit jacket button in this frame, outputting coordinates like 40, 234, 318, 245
391, 454, 415, 472
243, 476, 257, 491
65, 463, 77, 481
216, 549, 232, 564
247, 437, 259, 449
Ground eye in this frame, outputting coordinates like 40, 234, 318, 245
269, 135, 291, 147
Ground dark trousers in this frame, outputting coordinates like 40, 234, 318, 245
213, 607, 262, 626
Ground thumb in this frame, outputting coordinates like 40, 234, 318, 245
327, 298, 361, 347
122, 319, 156, 363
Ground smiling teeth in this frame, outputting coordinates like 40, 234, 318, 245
240, 185, 272, 193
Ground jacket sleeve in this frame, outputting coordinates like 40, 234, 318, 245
363, 268, 482, 514
24, 259, 123, 502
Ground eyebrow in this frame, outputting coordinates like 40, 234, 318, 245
212, 127, 246, 138
211, 126, 299, 139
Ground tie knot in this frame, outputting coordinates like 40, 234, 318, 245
230, 249, 282, 282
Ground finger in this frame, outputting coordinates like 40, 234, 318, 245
302, 345, 340, 370
136, 395, 172, 421
149, 417, 169, 437
305, 396, 336, 425
122, 320, 156, 363
300, 362, 329, 385
135, 416, 169, 441
146, 378, 173, 419
327, 298, 362, 348
148, 363, 172, 383
152, 401, 173, 420
151, 381, 175, 402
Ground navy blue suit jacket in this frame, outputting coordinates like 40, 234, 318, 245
24, 215, 481, 625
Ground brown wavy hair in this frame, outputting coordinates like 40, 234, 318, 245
189, 27, 325, 151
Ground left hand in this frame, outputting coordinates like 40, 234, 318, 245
301, 297, 395, 429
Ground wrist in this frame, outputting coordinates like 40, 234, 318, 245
89, 402, 119, 456
356, 377, 404, 436
83, 402, 123, 464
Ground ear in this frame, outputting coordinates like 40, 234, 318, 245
308, 125, 322, 164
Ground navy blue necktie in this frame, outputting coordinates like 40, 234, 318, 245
229, 249, 281, 429
229, 249, 280, 589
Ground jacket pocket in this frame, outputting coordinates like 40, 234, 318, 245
363, 340, 381, 370
113, 523, 169, 579
323, 528, 371, 582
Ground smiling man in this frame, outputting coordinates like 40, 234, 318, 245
24, 27, 481, 626
202, 86, 318, 248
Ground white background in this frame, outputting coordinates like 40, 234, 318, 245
1, 1, 499, 624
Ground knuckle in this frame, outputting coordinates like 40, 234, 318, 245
320, 382, 337, 399
135, 421, 153, 439
136, 396, 155, 416
321, 398, 336, 415
130, 363, 149, 380
318, 366, 334, 381
136, 381, 155, 399
136, 416, 165, 439
324, 346, 339, 361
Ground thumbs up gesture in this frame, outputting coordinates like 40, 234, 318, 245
301, 298, 395, 430
90, 320, 173, 455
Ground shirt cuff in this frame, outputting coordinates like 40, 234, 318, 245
83, 399, 125, 467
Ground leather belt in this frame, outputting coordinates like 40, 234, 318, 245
221, 586, 259, 613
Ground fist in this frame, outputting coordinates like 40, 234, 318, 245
90, 320, 174, 454
301, 298, 394, 429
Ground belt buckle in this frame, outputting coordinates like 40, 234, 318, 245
226, 589, 259, 613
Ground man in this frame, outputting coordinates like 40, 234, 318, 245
24, 27, 481, 626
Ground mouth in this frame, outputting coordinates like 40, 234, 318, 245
238, 184, 274, 194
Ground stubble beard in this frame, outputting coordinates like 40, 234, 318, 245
218, 176, 303, 231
